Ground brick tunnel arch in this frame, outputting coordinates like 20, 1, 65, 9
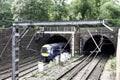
83, 35, 115, 55
46, 35, 70, 52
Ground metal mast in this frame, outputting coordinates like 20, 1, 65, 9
12, 20, 111, 80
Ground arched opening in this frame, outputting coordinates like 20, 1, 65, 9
83, 35, 115, 55
46, 35, 70, 52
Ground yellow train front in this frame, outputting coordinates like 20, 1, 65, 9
40, 43, 67, 62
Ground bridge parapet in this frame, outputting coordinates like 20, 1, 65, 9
38, 27, 75, 32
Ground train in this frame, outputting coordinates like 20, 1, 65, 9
40, 42, 68, 62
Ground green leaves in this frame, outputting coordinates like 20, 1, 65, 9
99, 0, 120, 26
0, 0, 13, 27
51, 0, 69, 20
0, 0, 120, 27
70, 0, 120, 26
11, 0, 70, 21
12, 0, 49, 21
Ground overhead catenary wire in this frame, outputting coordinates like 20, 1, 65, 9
12, 26, 38, 53
0, 35, 12, 58
60, 27, 79, 54
11, 18, 114, 70
26, 32, 38, 53
26, 32, 36, 49
85, 40, 104, 63
66, 41, 104, 80
19, 27, 38, 53
0, 27, 30, 58
18, 27, 30, 42
66, 36, 104, 80
87, 28, 101, 52
78, 33, 105, 80
102, 20, 113, 31
79, 41, 104, 80
90, 35, 104, 54
20, 27, 29, 38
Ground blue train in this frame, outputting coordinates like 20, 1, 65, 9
40, 43, 68, 62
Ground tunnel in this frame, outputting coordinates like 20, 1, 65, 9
46, 35, 70, 52
83, 35, 115, 55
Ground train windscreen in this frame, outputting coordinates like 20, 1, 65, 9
42, 47, 48, 53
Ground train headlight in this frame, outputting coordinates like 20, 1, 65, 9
47, 50, 50, 53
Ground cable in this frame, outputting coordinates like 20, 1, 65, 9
79, 42, 104, 80
60, 27, 79, 53
26, 28, 44, 53
26, 32, 36, 50
15, 26, 38, 53
90, 35, 104, 54
102, 20, 113, 31
0, 35, 12, 58
17, 27, 30, 43
87, 28, 101, 52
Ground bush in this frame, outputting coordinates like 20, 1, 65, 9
106, 56, 116, 76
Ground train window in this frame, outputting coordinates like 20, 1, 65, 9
42, 47, 47, 53
53, 49, 60, 53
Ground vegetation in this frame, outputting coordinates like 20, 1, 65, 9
48, 60, 57, 67
106, 56, 116, 76
0, 0, 120, 27
0, 0, 13, 27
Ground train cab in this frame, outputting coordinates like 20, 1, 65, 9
41, 45, 50, 57
40, 43, 67, 62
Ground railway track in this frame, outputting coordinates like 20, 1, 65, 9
0, 55, 38, 72
56, 54, 93, 80
0, 52, 109, 80
56, 52, 108, 80
87, 54, 109, 80
0, 56, 40, 80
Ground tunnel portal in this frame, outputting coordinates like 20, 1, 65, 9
46, 35, 70, 52
83, 35, 115, 55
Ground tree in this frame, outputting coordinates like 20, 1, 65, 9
100, 0, 120, 26
11, 0, 53, 21
3, 0, 120, 27
11, 0, 70, 21
70, 0, 102, 20
50, 0, 69, 20
0, 0, 13, 27
70, 0, 120, 26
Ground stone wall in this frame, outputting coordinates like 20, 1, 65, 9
0, 28, 49, 67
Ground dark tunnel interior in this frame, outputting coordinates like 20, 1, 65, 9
83, 35, 115, 55
46, 35, 70, 52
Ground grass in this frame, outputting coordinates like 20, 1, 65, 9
48, 59, 56, 67
107, 56, 116, 70
106, 56, 116, 76
31, 73, 37, 77
70, 53, 80, 61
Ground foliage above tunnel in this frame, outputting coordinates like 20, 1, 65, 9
11, 0, 69, 21
0, 0, 13, 27
70, 0, 120, 27
0, 0, 120, 27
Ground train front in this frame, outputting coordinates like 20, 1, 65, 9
40, 44, 52, 62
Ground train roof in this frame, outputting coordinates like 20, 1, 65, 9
42, 43, 66, 48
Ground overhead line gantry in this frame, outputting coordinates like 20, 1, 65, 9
11, 19, 112, 80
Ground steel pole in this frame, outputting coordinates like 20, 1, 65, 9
12, 26, 20, 80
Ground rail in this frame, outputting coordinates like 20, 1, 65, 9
56, 51, 108, 80
0, 56, 39, 80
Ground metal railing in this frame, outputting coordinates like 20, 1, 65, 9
41, 27, 75, 32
